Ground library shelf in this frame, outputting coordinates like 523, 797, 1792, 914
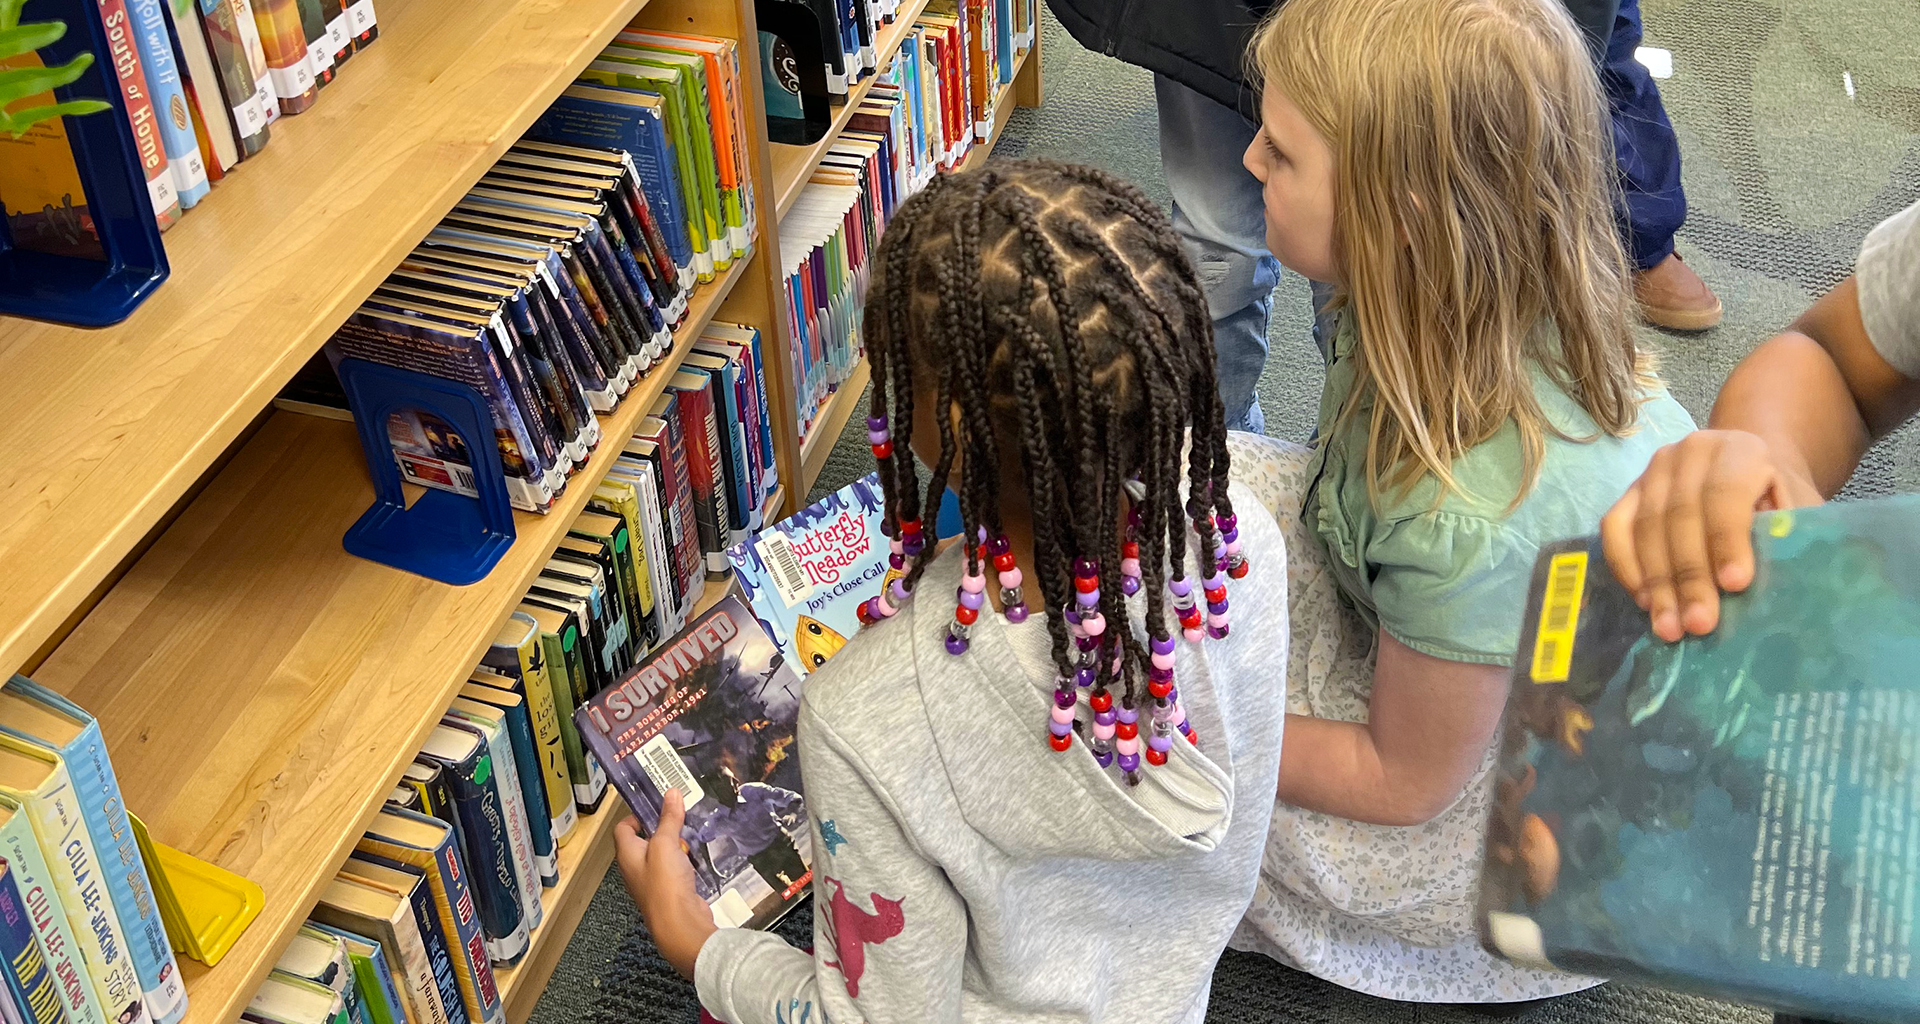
799, 358, 875, 498
29, 255, 750, 1024
767, 0, 937, 219
0, 0, 655, 682
958, 47, 1031, 174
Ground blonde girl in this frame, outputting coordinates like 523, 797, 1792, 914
1223, 0, 1698, 1002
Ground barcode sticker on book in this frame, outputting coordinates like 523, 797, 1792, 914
756, 533, 813, 608
1530, 551, 1589, 683
635, 734, 706, 811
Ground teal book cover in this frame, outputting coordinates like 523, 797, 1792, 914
1481, 494, 1920, 1023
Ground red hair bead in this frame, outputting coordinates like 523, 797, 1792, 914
1148, 679, 1173, 699
1116, 721, 1138, 741
1074, 576, 1098, 594
993, 552, 1017, 572
954, 605, 978, 626
1049, 733, 1072, 752
871, 441, 893, 459
1145, 747, 1169, 767
1089, 691, 1113, 713
1228, 560, 1250, 579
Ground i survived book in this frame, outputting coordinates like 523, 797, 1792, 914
574, 597, 810, 931
1480, 494, 1920, 1023
726, 472, 890, 677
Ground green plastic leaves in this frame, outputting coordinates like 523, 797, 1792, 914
1, 0, 111, 138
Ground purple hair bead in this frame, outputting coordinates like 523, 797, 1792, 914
904, 537, 926, 557
1073, 556, 1096, 576
1219, 513, 1237, 532
1116, 705, 1138, 725
1074, 666, 1096, 688
945, 633, 969, 655
1207, 624, 1229, 640
1075, 634, 1098, 652
988, 535, 1012, 556
1208, 600, 1229, 615
868, 429, 889, 445
1005, 603, 1030, 623
1169, 577, 1193, 598
1054, 688, 1076, 708
1121, 575, 1141, 596
1222, 527, 1240, 544
1094, 749, 1115, 768
1151, 636, 1176, 655
1075, 589, 1100, 608
890, 579, 911, 602
1118, 753, 1141, 773
1049, 719, 1072, 738
866, 415, 887, 431
1147, 734, 1173, 753
1094, 709, 1117, 727
1205, 572, 1226, 589
1177, 719, 1193, 736
1063, 607, 1082, 627
959, 589, 986, 611
889, 553, 904, 570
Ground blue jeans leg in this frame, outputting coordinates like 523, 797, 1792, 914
1603, 0, 1686, 270
1154, 75, 1281, 434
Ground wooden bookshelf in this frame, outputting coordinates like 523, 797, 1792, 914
767, 0, 937, 218
493, 578, 732, 1022
800, 359, 875, 497
0, 0, 653, 682
29, 257, 749, 1024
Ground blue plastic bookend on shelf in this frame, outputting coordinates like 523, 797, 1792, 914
336, 358, 516, 586
0, 0, 169, 327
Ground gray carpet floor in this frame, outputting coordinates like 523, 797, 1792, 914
531, 4, 1920, 1021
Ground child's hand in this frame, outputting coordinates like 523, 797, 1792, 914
615, 790, 718, 981
1601, 429, 1821, 642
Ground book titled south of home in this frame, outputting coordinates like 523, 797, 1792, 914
726, 472, 889, 678
1479, 493, 1920, 1024
574, 596, 810, 931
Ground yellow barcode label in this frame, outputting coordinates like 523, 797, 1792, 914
1530, 551, 1589, 683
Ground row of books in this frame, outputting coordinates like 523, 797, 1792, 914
0, 677, 188, 1024
0, 0, 380, 253
533, 28, 761, 289
794, 0, 1033, 100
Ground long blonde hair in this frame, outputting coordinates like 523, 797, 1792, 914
1251, 0, 1650, 506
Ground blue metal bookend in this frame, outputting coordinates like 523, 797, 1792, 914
336, 358, 516, 585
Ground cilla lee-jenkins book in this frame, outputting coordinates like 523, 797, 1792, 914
1480, 494, 1920, 1023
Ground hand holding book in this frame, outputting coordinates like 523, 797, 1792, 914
613, 791, 715, 981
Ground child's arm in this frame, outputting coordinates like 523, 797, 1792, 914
692, 704, 969, 1024
1276, 629, 1508, 826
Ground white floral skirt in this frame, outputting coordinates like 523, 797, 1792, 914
1222, 433, 1600, 1003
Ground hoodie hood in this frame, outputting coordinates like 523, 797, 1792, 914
906, 546, 1237, 864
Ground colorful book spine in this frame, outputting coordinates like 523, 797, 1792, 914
376, 876, 460, 1024
308, 876, 448, 1024
529, 92, 696, 288
478, 619, 576, 846
249, 0, 316, 112
456, 687, 557, 884
0, 799, 102, 1024
97, 0, 180, 228
0, 742, 148, 1024
0, 858, 71, 1024
0, 681, 184, 1024
292, 0, 336, 86
126, 0, 209, 207
189, 0, 269, 155
221, 0, 280, 126
416, 733, 525, 967
302, 923, 406, 1024
356, 814, 501, 1024
667, 373, 731, 575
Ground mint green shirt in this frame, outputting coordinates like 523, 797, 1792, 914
1303, 317, 1696, 666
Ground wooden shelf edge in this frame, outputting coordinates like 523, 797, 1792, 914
770, 0, 937, 219
799, 358, 873, 497
957, 47, 1031, 174
498, 578, 733, 1023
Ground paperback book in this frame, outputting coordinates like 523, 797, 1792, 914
574, 597, 810, 930
1481, 494, 1920, 1023
726, 472, 889, 677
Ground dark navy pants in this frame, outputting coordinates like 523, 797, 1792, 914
1601, 0, 1688, 270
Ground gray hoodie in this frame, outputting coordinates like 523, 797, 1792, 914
694, 481, 1289, 1023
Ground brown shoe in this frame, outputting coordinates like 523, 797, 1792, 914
1634, 253, 1723, 331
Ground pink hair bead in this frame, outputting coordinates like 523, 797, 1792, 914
960, 572, 986, 593
1082, 614, 1106, 636
1151, 651, 1175, 670
1183, 626, 1204, 643
890, 537, 904, 554
1225, 539, 1243, 557
1092, 719, 1116, 740
1120, 557, 1141, 577
998, 566, 1022, 589
1050, 704, 1075, 725
1116, 736, 1140, 757
875, 594, 897, 617
1208, 612, 1228, 628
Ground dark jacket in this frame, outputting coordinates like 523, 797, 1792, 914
1044, 0, 1620, 119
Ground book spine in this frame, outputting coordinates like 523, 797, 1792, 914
15, 767, 149, 1024
343, 0, 375, 46
477, 646, 575, 846
222, 0, 281, 126
317, 0, 352, 66
460, 722, 544, 926
655, 416, 702, 609
473, 702, 557, 886
0, 862, 71, 1024
712, 366, 753, 535
249, 0, 315, 112
126, 0, 208, 207
355, 944, 407, 1024
291, 0, 334, 86
58, 722, 185, 1024
352, 839, 496, 1024
395, 883, 462, 1024
97, 0, 180, 228
434, 756, 526, 966
0, 816, 100, 1024
672, 384, 730, 575
191, 0, 269, 154
533, 634, 605, 812
307, 900, 435, 1024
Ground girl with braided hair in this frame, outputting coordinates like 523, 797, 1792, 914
617, 159, 1292, 1023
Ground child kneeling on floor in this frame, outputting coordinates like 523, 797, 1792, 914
1224, 0, 1699, 1005
616, 160, 1292, 1023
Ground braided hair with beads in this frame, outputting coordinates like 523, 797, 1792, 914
854, 160, 1250, 785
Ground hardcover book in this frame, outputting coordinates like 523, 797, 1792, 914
335, 859, 462, 1024
413, 728, 526, 967
574, 596, 811, 931
1481, 494, 1920, 1023
301, 923, 408, 1024
355, 809, 501, 1024
726, 472, 889, 678
0, 797, 101, 1024
478, 618, 576, 844
0, 856, 70, 1024
456, 682, 560, 878
308, 874, 451, 1024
